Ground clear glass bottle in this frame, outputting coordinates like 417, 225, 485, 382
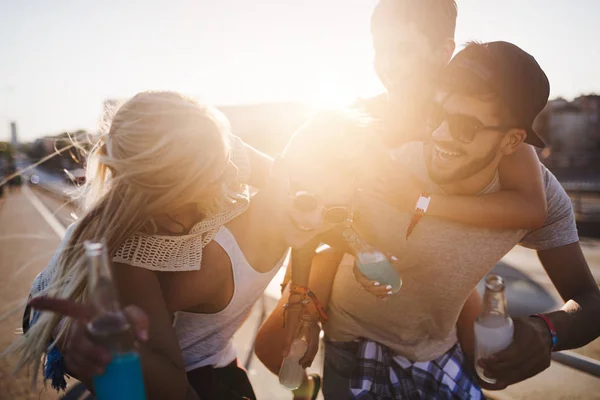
474, 274, 514, 384
279, 314, 312, 390
343, 228, 402, 293
85, 241, 147, 400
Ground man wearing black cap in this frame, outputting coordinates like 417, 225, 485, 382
425, 40, 550, 186
317, 41, 600, 398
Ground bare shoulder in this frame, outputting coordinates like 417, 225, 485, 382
155, 240, 233, 312
112, 261, 160, 290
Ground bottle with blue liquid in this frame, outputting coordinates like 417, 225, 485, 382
84, 241, 147, 400
343, 228, 402, 293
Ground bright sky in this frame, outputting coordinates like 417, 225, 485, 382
1, 0, 599, 141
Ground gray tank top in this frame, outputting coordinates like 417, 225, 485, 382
174, 226, 286, 370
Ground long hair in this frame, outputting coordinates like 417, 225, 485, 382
7, 91, 237, 380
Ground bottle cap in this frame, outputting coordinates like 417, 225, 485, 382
484, 274, 505, 292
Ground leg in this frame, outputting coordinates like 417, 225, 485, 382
322, 339, 359, 400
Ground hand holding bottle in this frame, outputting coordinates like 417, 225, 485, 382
352, 257, 402, 299
344, 228, 403, 298
477, 316, 553, 388
298, 317, 321, 369
279, 314, 316, 390
281, 294, 321, 367
28, 296, 149, 380
474, 274, 554, 389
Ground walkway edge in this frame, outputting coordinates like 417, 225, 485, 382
22, 185, 66, 239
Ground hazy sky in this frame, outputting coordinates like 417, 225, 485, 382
1, 0, 599, 141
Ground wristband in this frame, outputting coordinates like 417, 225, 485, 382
532, 313, 558, 350
290, 284, 310, 296
406, 192, 431, 240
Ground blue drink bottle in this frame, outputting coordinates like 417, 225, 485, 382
84, 241, 147, 400
343, 228, 402, 293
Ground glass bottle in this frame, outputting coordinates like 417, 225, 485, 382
279, 314, 312, 390
343, 228, 402, 293
474, 274, 514, 384
85, 241, 147, 400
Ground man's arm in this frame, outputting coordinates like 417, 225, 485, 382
536, 242, 600, 350
481, 242, 600, 387
384, 145, 548, 229
478, 164, 600, 388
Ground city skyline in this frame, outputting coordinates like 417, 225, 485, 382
1, 0, 600, 141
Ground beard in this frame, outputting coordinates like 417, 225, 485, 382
426, 143, 499, 185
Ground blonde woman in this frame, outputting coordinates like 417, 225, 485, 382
12, 95, 384, 400
9, 91, 261, 398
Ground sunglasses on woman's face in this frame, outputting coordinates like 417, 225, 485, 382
427, 102, 513, 144
290, 191, 352, 224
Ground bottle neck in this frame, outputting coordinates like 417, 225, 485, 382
85, 242, 122, 317
481, 289, 509, 320
343, 228, 373, 255
86, 242, 134, 351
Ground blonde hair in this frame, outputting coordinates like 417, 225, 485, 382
8, 91, 238, 380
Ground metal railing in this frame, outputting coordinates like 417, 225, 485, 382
551, 350, 600, 378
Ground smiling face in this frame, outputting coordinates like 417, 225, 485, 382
425, 92, 511, 186
372, 22, 440, 104
370, 0, 457, 105
371, 19, 454, 145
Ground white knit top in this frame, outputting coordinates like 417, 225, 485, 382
112, 135, 252, 272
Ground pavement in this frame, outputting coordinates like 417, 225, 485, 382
1, 183, 599, 399
0, 186, 65, 400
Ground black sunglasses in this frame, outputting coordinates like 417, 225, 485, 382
290, 191, 352, 224
428, 102, 514, 144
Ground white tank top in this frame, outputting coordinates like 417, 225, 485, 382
174, 226, 286, 370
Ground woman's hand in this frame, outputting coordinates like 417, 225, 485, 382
29, 297, 149, 380
281, 297, 322, 369
352, 254, 401, 300
299, 319, 322, 369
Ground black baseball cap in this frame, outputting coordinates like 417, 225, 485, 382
440, 41, 549, 148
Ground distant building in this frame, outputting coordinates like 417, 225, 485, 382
10, 122, 17, 147
534, 95, 600, 169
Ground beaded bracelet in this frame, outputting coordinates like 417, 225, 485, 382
290, 285, 328, 323
532, 313, 558, 351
